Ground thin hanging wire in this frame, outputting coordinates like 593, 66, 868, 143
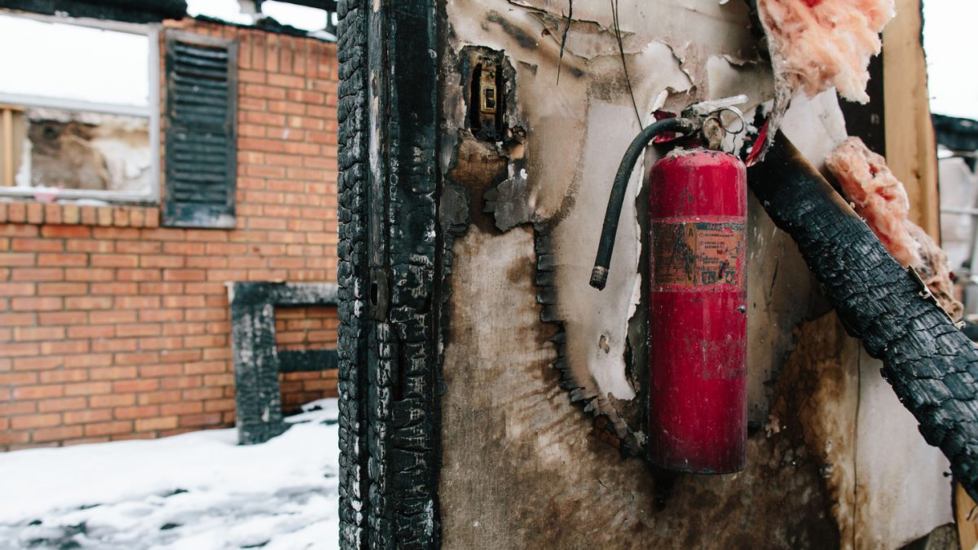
610, 0, 642, 128
556, 0, 573, 84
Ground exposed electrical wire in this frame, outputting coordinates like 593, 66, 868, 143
556, 0, 572, 84
610, 0, 642, 128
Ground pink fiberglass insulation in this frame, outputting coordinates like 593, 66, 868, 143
826, 138, 963, 320
758, 0, 893, 102
753, 0, 894, 158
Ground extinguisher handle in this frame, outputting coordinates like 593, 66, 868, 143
590, 117, 698, 290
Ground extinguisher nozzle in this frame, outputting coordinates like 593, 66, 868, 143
590, 266, 609, 290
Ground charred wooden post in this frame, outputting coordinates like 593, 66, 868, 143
748, 133, 978, 501
337, 0, 441, 548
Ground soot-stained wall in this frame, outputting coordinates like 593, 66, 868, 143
436, 1, 952, 548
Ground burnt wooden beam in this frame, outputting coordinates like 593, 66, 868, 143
0, 0, 186, 23
261, 0, 338, 11
279, 349, 338, 373
748, 133, 978, 501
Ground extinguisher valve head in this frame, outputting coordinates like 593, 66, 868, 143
590, 266, 609, 290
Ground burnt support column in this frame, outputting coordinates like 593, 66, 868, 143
337, 0, 441, 548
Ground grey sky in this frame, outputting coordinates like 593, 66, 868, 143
923, 0, 978, 119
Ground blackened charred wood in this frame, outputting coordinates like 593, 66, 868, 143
748, 134, 978, 501
338, 0, 441, 548
0, 0, 186, 22
337, 0, 370, 547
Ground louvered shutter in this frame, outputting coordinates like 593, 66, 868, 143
163, 31, 238, 228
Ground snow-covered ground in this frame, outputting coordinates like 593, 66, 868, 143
0, 400, 339, 550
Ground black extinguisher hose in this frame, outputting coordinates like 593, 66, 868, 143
590, 117, 698, 290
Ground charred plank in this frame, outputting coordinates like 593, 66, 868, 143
748, 133, 978, 501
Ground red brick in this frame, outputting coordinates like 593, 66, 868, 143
181, 387, 223, 400
89, 310, 137, 324
38, 283, 87, 296
114, 352, 159, 365
26, 203, 43, 224
32, 426, 84, 443
67, 325, 114, 339
91, 254, 139, 268
116, 323, 160, 337
114, 405, 160, 420
116, 240, 161, 254
137, 390, 182, 405
41, 226, 91, 238
0, 401, 36, 415
38, 397, 87, 412
117, 269, 162, 282
63, 382, 112, 396
92, 227, 140, 240
85, 421, 132, 437
0, 254, 36, 267
139, 309, 184, 323
0, 282, 34, 296
39, 370, 88, 384
67, 240, 112, 253
115, 296, 161, 309
91, 394, 135, 408
37, 253, 87, 267
141, 255, 185, 268
91, 339, 138, 353
14, 326, 65, 342
135, 416, 178, 432
161, 402, 203, 416
12, 268, 63, 282
65, 353, 112, 369
37, 311, 88, 325
12, 238, 62, 252
13, 385, 64, 399
178, 413, 223, 428
0, 313, 34, 326
0, 372, 38, 384
63, 409, 113, 425
91, 282, 139, 295
11, 297, 61, 311
65, 296, 113, 310
90, 366, 138, 381
65, 268, 114, 282
0, 342, 40, 357
113, 379, 159, 393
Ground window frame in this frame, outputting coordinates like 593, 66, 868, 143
0, 12, 161, 204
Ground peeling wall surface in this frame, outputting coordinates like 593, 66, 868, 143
437, 0, 951, 548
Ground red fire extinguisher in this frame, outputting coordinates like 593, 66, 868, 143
590, 110, 748, 474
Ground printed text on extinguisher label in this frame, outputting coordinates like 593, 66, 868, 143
652, 222, 745, 289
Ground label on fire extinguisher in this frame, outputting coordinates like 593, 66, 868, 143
652, 221, 745, 288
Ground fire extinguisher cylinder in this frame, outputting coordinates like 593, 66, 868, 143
648, 149, 748, 473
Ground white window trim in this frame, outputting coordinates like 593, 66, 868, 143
0, 13, 161, 205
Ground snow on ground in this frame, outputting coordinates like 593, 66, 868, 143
0, 400, 339, 550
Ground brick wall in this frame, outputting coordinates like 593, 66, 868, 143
0, 20, 339, 450
275, 304, 338, 413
